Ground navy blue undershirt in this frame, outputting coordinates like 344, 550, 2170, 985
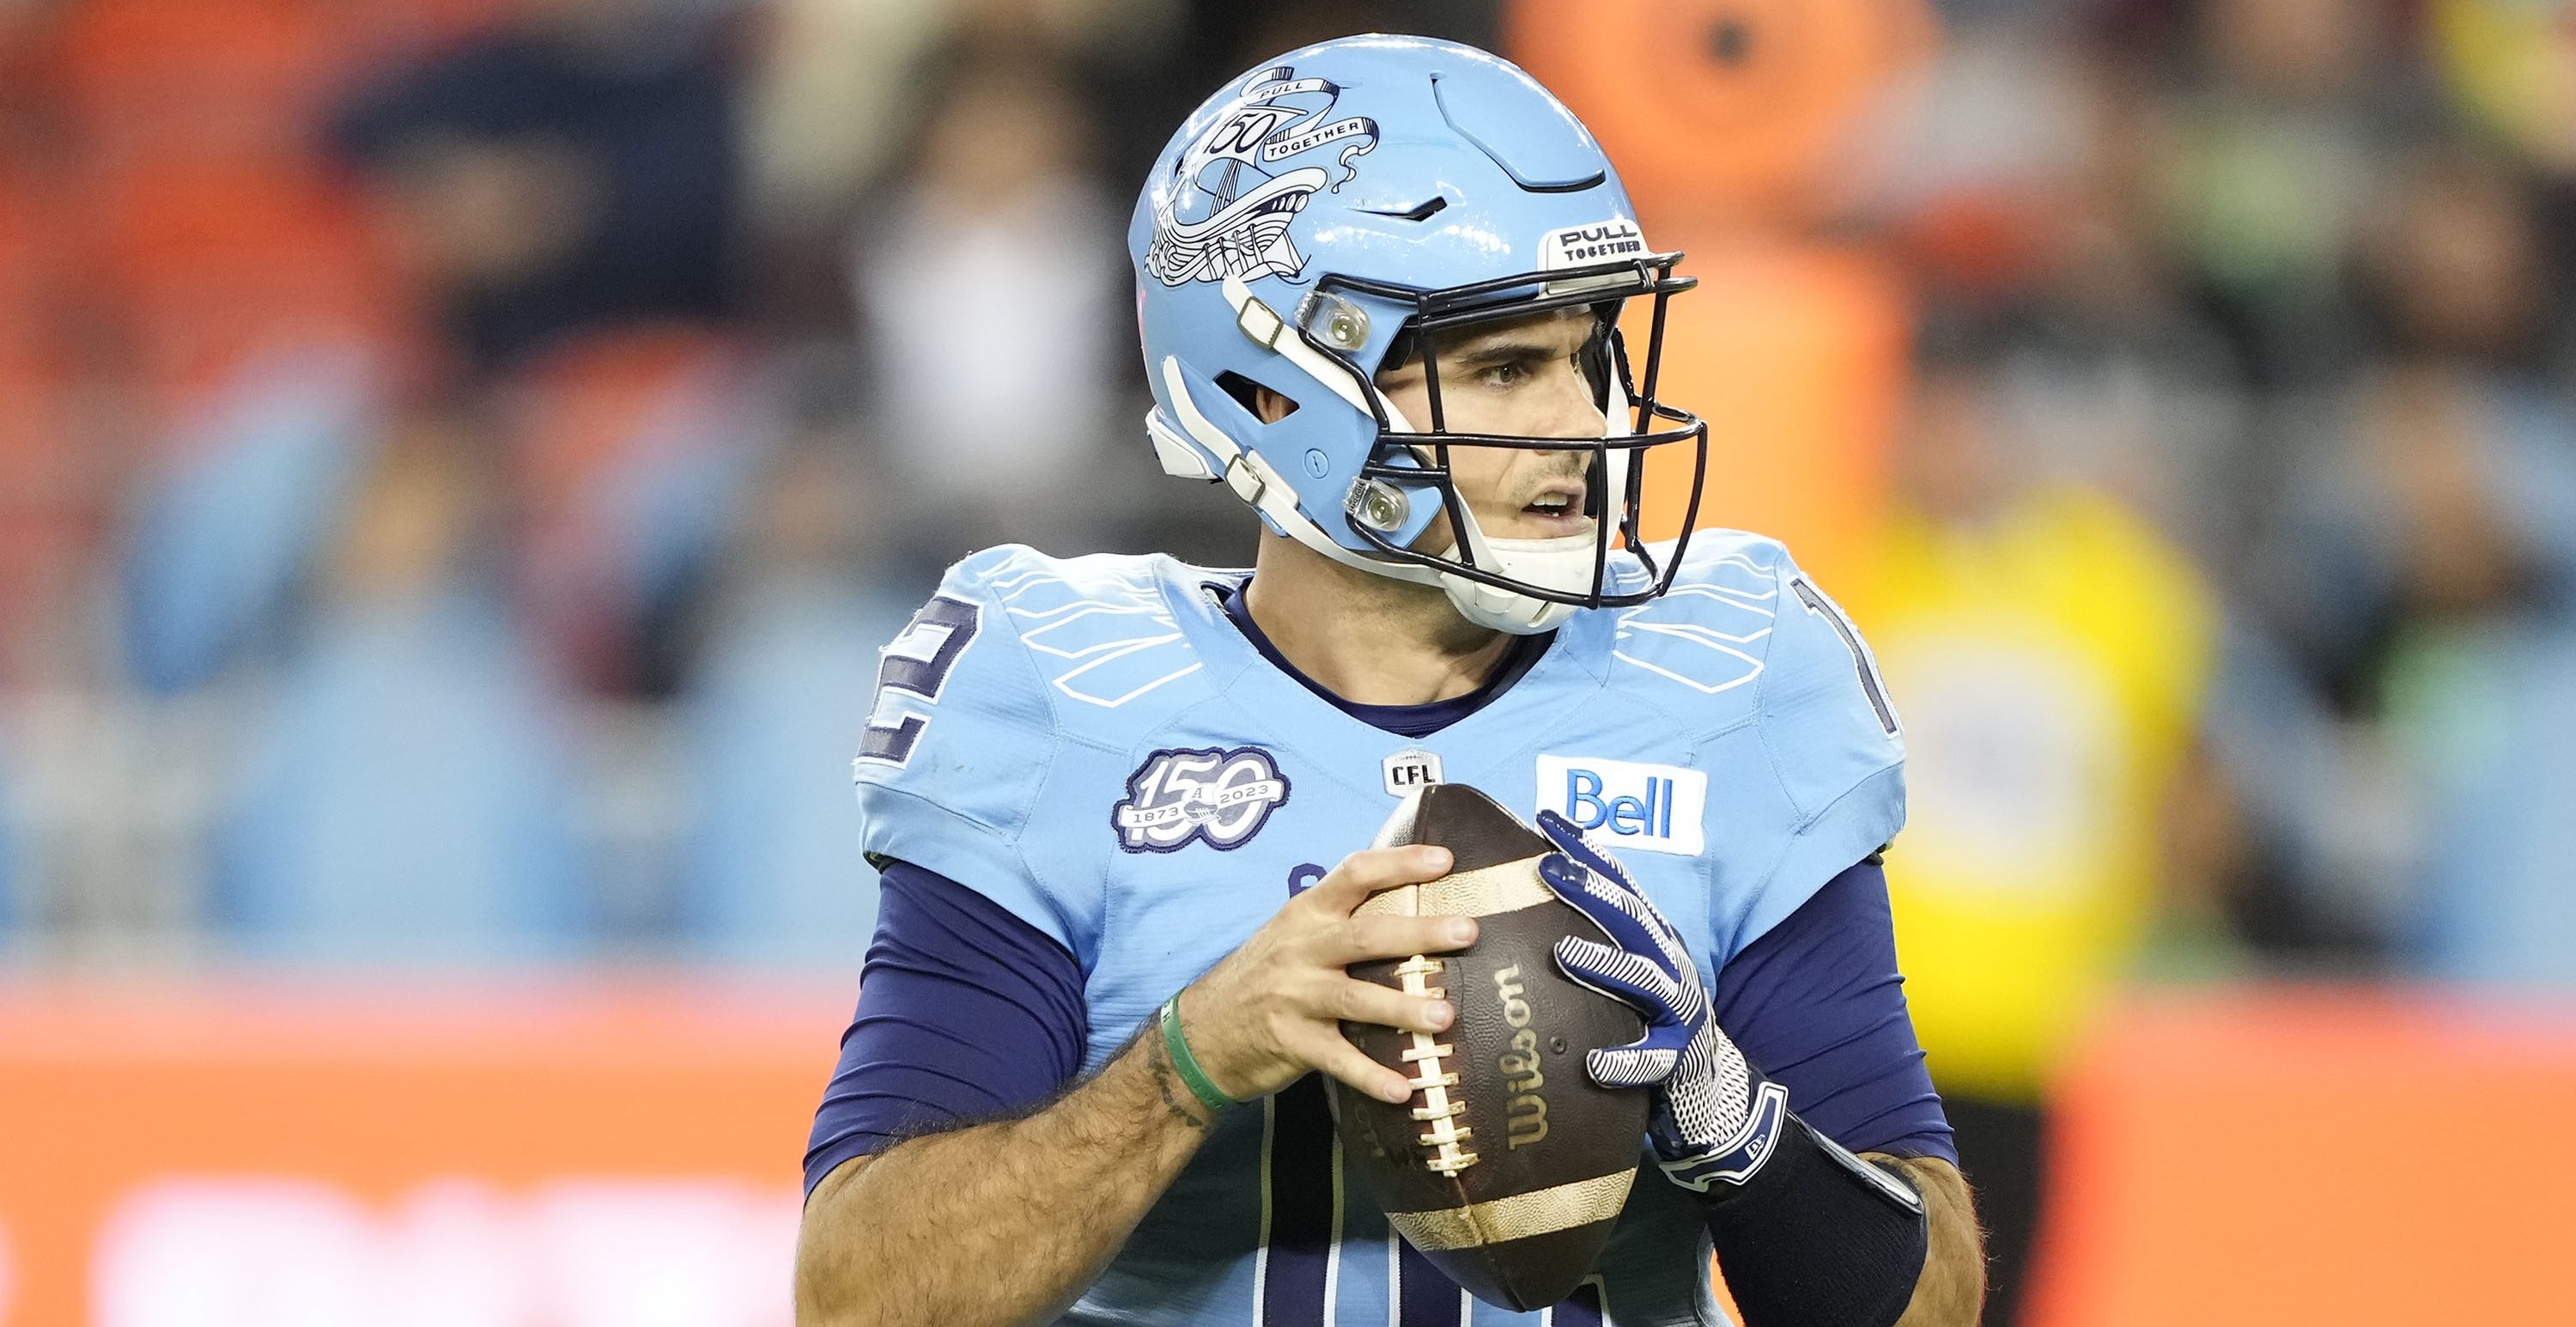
805, 584, 1954, 1196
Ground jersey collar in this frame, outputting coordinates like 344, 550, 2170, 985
1211, 578, 1552, 740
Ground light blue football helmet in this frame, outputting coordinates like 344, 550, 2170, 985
1130, 34, 1708, 633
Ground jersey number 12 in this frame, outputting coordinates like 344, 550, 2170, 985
858, 594, 982, 767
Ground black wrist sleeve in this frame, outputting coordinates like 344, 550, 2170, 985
1698, 1111, 1930, 1327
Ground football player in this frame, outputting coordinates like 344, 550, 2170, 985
797, 35, 1984, 1327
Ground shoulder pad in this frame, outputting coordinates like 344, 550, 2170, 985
972, 550, 1217, 740
852, 545, 1194, 956
1613, 533, 1906, 935
1605, 533, 1795, 716
1758, 551, 1905, 836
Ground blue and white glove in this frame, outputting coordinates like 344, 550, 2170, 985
1534, 810, 1790, 1195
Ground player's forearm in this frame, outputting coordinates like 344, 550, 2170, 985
793, 1032, 1218, 1327
1873, 1154, 1983, 1327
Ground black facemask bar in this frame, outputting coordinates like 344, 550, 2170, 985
1297, 250, 1710, 610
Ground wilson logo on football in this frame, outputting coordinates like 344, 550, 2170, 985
1112, 746, 1291, 853
1492, 965, 1550, 1149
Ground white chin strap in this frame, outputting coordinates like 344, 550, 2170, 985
1157, 277, 1637, 636
1437, 525, 1594, 634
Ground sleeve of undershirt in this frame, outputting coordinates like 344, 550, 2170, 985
802, 861, 1091, 1199
1712, 855, 1956, 1165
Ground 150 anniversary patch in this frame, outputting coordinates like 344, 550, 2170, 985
1112, 746, 1292, 852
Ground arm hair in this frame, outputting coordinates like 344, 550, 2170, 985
794, 1029, 1219, 1327
1871, 1154, 1985, 1326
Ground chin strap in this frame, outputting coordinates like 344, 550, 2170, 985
1439, 515, 1595, 634
1436, 547, 1584, 632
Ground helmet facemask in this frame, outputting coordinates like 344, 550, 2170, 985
1309, 252, 1711, 633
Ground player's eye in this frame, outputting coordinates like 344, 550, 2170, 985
1478, 361, 1529, 388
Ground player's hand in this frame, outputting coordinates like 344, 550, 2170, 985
1534, 811, 1789, 1194
1174, 844, 1478, 1106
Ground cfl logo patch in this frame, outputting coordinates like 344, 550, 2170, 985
1382, 749, 1443, 798
1534, 755, 1707, 856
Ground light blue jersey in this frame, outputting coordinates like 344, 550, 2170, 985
852, 533, 1905, 1327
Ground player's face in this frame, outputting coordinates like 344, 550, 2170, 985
1375, 307, 1608, 545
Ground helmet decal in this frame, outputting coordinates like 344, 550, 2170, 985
1130, 37, 1713, 634
1146, 65, 1381, 287
1540, 219, 1650, 269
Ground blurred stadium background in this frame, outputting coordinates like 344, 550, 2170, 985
2, 0, 2574, 1322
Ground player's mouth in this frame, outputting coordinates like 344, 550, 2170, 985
1515, 481, 1592, 537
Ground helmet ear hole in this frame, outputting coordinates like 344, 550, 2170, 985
1217, 372, 1300, 423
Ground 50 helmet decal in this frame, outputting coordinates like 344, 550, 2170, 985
1147, 64, 1380, 287
1130, 37, 1714, 635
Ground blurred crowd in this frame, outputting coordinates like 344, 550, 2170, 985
1837, 3, 2576, 1315
1880, 0, 2576, 1001
0, 0, 2568, 1078
0, 0, 1473, 967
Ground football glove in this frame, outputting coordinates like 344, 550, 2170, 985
1534, 810, 1790, 1195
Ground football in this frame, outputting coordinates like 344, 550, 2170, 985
1329, 782, 1652, 1312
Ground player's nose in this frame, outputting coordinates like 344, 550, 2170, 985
1527, 364, 1607, 452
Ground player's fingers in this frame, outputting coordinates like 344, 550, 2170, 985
1318, 973, 1451, 1034
1552, 935, 1674, 1005
1540, 856, 1672, 959
1303, 844, 1452, 913
1303, 1031, 1417, 1105
1321, 911, 1477, 965
1586, 1044, 1680, 1090
1537, 808, 1643, 889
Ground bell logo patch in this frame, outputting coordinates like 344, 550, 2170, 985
1534, 755, 1706, 856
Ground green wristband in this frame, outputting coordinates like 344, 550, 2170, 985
1157, 995, 1240, 1115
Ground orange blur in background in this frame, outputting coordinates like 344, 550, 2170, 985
0, 983, 835, 1324
2032, 991, 2576, 1325
7, 988, 2576, 1323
